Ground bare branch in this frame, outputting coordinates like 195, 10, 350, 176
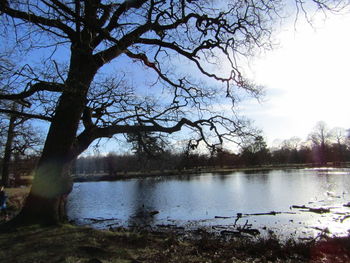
0, 1, 76, 40
0, 81, 63, 101
91, 0, 148, 47
0, 108, 52, 121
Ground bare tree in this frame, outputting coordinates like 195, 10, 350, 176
0, 55, 44, 187
0, 103, 44, 187
281, 137, 302, 151
329, 127, 347, 163
308, 121, 332, 164
240, 135, 270, 165
330, 127, 347, 146
0, 0, 346, 225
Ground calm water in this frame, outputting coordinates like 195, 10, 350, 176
67, 168, 350, 238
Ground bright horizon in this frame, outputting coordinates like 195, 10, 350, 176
240, 11, 350, 147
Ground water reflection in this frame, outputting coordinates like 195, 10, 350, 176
128, 179, 158, 226
67, 169, 350, 238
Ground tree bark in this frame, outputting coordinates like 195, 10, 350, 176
12, 47, 97, 226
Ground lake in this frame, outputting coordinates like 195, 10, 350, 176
67, 168, 350, 239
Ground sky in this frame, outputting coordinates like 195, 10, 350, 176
239, 11, 350, 146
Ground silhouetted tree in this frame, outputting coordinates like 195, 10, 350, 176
280, 137, 303, 163
209, 146, 236, 168
240, 135, 270, 166
0, 0, 345, 225
329, 127, 347, 163
105, 152, 118, 176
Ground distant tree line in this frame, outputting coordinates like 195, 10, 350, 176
270, 122, 350, 166
1, 121, 350, 181
73, 121, 350, 175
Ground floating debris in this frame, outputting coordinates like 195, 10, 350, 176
291, 205, 330, 214
234, 211, 296, 217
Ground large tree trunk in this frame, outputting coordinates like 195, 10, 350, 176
17, 159, 74, 225
11, 48, 97, 226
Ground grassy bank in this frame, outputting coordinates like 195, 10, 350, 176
0, 224, 327, 263
1, 223, 350, 262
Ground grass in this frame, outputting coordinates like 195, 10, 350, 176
0, 225, 135, 263
1, 223, 350, 263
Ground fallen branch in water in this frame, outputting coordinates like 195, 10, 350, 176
239, 211, 296, 217
83, 217, 118, 223
309, 207, 330, 214
218, 219, 261, 237
214, 212, 276, 220
291, 205, 330, 214
291, 205, 308, 209
214, 211, 295, 221
238, 220, 260, 236
244, 211, 281, 216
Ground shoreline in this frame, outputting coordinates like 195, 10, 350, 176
18, 163, 350, 184
72, 164, 316, 182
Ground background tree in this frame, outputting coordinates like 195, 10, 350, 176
1, 111, 43, 186
210, 146, 237, 168
308, 121, 332, 165
329, 127, 347, 163
240, 135, 270, 166
0, 0, 345, 225
128, 133, 165, 157
280, 136, 302, 164
0, 55, 44, 186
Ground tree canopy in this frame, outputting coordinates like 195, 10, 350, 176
0, 0, 275, 152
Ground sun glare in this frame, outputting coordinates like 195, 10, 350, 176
244, 13, 350, 142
